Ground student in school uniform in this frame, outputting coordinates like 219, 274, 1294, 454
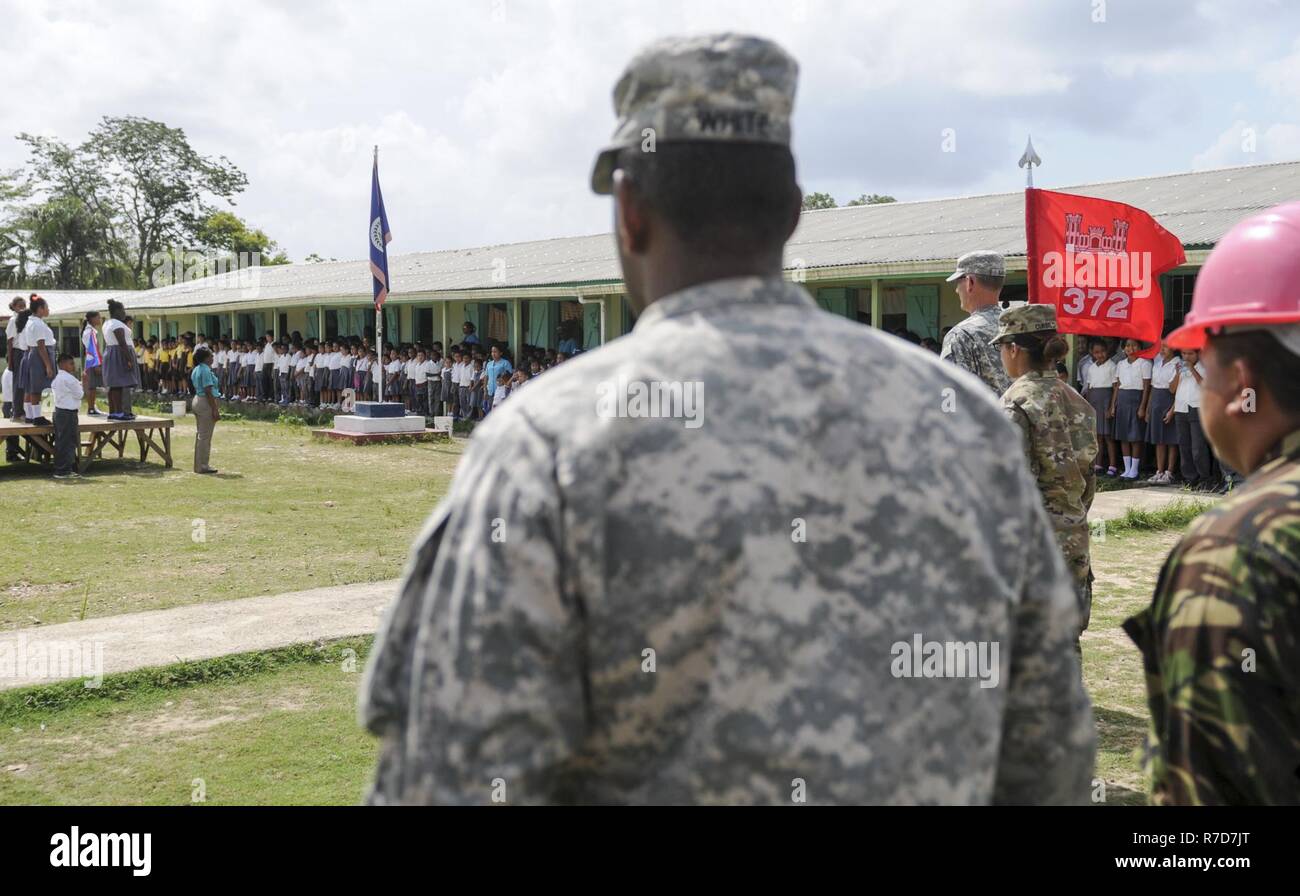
310, 342, 327, 406
440, 355, 455, 418
101, 300, 137, 421
338, 343, 354, 404
18, 297, 58, 426
468, 356, 485, 420
260, 333, 276, 402
2, 366, 18, 462
327, 342, 345, 407
1145, 343, 1180, 484
423, 351, 441, 416
77, 311, 104, 417
1083, 340, 1118, 476
5, 295, 27, 422
1110, 338, 1153, 480
274, 342, 290, 404
490, 370, 512, 413
243, 342, 259, 401
51, 353, 84, 479
1169, 348, 1213, 491
410, 349, 429, 416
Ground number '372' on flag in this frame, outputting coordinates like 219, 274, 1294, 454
1026, 187, 1185, 346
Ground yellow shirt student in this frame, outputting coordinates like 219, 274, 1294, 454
157, 348, 171, 366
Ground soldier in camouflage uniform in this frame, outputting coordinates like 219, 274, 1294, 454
360, 33, 1094, 805
1123, 203, 1300, 805
940, 251, 1012, 395
992, 305, 1097, 637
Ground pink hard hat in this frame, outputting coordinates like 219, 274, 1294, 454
1166, 201, 1300, 349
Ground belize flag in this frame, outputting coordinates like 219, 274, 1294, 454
369, 152, 392, 308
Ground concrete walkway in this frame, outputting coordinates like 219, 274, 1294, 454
0, 580, 398, 691
0, 486, 1212, 691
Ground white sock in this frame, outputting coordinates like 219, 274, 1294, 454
1121, 455, 1132, 476
1127, 456, 1138, 477
25, 403, 36, 419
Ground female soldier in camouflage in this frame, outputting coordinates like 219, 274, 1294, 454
993, 305, 1098, 641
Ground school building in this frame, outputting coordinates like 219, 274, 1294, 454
4, 159, 1298, 364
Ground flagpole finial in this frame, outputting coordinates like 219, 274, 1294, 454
1018, 136, 1042, 188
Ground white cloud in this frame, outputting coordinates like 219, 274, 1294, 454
3, 0, 1300, 262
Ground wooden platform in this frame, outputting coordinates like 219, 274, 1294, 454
0, 414, 174, 472
311, 426, 450, 445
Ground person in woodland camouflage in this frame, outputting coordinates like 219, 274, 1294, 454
1124, 202, 1300, 806
940, 251, 1012, 394
992, 304, 1098, 638
360, 33, 1094, 805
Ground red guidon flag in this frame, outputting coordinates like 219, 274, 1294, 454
1025, 188, 1185, 349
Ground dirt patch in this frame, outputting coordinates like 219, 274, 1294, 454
4, 581, 78, 601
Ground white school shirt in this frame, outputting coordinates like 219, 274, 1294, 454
23, 317, 55, 351
1150, 355, 1178, 390
327, 351, 343, 371
103, 318, 133, 350
5, 316, 16, 345
52, 369, 84, 410
414, 360, 431, 384
295, 356, 309, 374
1174, 361, 1205, 412
313, 351, 328, 369
1085, 358, 1116, 390
275, 354, 290, 374
1, 367, 11, 403
1115, 357, 1152, 390
458, 363, 475, 387
420, 359, 438, 381
261, 342, 276, 364
244, 350, 258, 367
493, 384, 510, 407
341, 353, 354, 370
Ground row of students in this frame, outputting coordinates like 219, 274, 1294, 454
1078, 337, 1231, 492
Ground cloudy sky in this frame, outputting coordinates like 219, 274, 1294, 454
5, 0, 1299, 262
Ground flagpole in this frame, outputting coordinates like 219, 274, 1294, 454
374, 145, 384, 404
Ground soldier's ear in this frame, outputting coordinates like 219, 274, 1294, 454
613, 169, 650, 256
1223, 356, 1256, 419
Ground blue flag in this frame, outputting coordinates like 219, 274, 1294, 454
369, 153, 392, 308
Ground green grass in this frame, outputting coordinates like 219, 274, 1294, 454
1099, 498, 1213, 536
0, 414, 462, 630
0, 515, 1205, 805
0, 638, 377, 805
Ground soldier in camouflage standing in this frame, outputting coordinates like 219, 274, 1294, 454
941, 251, 1012, 394
1124, 203, 1300, 805
992, 304, 1098, 642
360, 33, 1093, 805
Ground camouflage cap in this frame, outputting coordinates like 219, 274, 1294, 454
946, 250, 1006, 282
590, 33, 798, 195
991, 303, 1058, 345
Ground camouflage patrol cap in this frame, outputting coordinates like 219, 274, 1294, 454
991, 303, 1058, 345
590, 33, 798, 195
946, 250, 1006, 282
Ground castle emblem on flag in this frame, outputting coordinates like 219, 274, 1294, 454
1064, 213, 1130, 255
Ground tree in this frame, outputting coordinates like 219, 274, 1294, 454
19, 116, 249, 287
802, 191, 837, 211
304, 252, 337, 264
196, 211, 290, 266
17, 195, 124, 288
847, 193, 897, 206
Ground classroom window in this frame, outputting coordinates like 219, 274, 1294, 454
415, 307, 434, 344
324, 310, 339, 340
1162, 273, 1196, 335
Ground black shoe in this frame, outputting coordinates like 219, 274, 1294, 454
31, 417, 52, 427
87, 408, 102, 417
